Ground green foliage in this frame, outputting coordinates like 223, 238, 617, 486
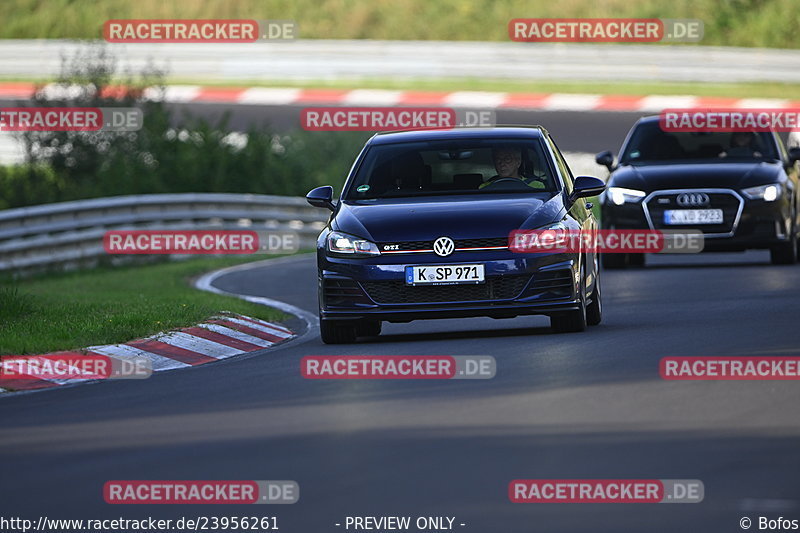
0, 284, 35, 324
0, 46, 369, 209
0, 0, 798, 48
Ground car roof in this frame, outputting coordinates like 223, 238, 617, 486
633, 114, 780, 139
635, 114, 780, 131
368, 125, 548, 145
636, 115, 660, 124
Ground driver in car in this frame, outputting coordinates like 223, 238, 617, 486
722, 132, 762, 158
480, 147, 546, 189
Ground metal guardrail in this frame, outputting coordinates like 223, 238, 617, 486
0, 193, 329, 274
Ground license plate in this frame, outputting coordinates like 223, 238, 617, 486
405, 264, 485, 285
663, 209, 723, 225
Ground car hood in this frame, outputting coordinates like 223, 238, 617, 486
333, 194, 565, 242
609, 161, 783, 192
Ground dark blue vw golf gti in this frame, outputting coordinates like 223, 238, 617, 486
306, 126, 606, 343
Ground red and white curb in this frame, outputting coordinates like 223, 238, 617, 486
0, 82, 797, 112
0, 313, 294, 393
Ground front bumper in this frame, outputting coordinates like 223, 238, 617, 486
318, 249, 580, 323
602, 188, 793, 252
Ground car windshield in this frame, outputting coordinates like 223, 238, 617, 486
620, 121, 780, 165
344, 138, 559, 200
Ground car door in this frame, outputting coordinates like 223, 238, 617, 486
775, 133, 800, 231
547, 134, 598, 282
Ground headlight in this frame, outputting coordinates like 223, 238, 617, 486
742, 184, 781, 202
607, 187, 646, 206
326, 231, 381, 256
536, 221, 569, 247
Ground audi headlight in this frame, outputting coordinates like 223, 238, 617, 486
607, 187, 646, 206
326, 231, 381, 256
742, 184, 780, 202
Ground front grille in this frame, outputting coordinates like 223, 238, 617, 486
360, 275, 530, 304
644, 190, 742, 236
530, 269, 573, 297
380, 240, 430, 251
455, 237, 509, 249
379, 237, 508, 252
323, 279, 369, 306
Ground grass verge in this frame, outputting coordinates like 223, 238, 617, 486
1, 0, 798, 49
0, 255, 292, 355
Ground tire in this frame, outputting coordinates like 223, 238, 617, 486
356, 320, 382, 338
628, 253, 646, 267
601, 253, 627, 270
586, 268, 602, 326
550, 267, 587, 333
771, 217, 798, 264
320, 320, 357, 344
770, 240, 798, 265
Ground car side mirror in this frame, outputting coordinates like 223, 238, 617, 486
595, 150, 614, 171
571, 176, 606, 200
788, 147, 800, 164
306, 185, 336, 211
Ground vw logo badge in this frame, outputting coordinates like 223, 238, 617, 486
676, 192, 710, 207
433, 236, 455, 257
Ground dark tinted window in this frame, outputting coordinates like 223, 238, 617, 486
620, 121, 779, 164
344, 138, 558, 200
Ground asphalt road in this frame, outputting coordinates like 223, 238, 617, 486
0, 98, 792, 155
170, 103, 642, 154
0, 97, 642, 153
2, 106, 800, 532
2, 249, 800, 532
